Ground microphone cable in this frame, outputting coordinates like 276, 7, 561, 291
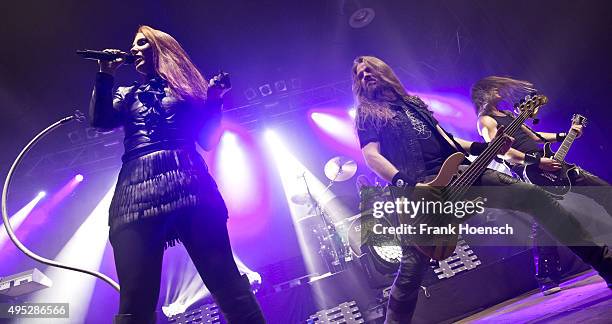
1, 110, 120, 292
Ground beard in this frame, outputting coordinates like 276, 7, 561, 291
364, 82, 396, 102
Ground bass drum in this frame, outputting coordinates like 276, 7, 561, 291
345, 213, 403, 276
347, 213, 401, 253
345, 185, 403, 274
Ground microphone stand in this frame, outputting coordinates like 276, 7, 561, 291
300, 171, 346, 274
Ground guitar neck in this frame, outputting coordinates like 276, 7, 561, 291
447, 110, 530, 196
553, 128, 578, 162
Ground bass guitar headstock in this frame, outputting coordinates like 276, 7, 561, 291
513, 93, 548, 120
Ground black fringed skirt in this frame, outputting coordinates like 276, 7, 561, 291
109, 148, 227, 247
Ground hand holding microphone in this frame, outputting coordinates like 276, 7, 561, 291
98, 49, 127, 76
76, 49, 135, 76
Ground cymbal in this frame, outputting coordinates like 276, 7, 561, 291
290, 193, 311, 205
324, 156, 357, 182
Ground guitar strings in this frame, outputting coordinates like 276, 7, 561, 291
444, 97, 542, 202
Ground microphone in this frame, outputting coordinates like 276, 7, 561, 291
76, 50, 136, 64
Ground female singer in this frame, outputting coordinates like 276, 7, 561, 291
89, 25, 265, 324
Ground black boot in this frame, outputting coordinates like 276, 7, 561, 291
533, 246, 562, 295
569, 245, 612, 288
212, 274, 266, 324
113, 313, 156, 324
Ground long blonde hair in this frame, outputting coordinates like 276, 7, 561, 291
137, 25, 208, 102
351, 56, 427, 130
471, 76, 536, 116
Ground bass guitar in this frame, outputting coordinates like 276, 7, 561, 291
400, 94, 548, 260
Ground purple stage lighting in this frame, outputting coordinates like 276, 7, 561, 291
217, 131, 252, 207
413, 91, 480, 140
0, 192, 47, 249
75, 174, 84, 182
307, 109, 361, 158
310, 112, 358, 145
207, 124, 271, 240
6, 177, 83, 238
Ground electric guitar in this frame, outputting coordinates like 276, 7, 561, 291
523, 114, 587, 196
399, 94, 548, 260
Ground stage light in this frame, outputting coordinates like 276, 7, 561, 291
263, 129, 276, 141
349, 8, 375, 28
244, 87, 258, 101
0, 193, 46, 248
1, 176, 84, 255
215, 131, 255, 210
27, 186, 116, 324
264, 130, 350, 274
206, 123, 271, 240
310, 112, 355, 139
348, 107, 356, 119
309, 111, 359, 150
274, 80, 288, 92
220, 131, 237, 144
264, 130, 360, 305
162, 302, 188, 318
310, 112, 344, 131
413, 91, 479, 140
162, 249, 261, 318
75, 174, 84, 182
259, 84, 272, 97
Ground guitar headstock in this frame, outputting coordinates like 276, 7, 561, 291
572, 114, 587, 127
513, 93, 548, 120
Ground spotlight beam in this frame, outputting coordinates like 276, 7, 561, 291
264, 130, 351, 275
0, 193, 46, 249
19, 186, 115, 324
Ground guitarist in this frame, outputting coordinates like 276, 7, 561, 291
353, 57, 612, 324
472, 76, 612, 295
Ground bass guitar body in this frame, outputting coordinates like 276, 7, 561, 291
403, 152, 466, 261
395, 94, 547, 261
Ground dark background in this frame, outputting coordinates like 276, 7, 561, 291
2, 1, 612, 180
1, 1, 611, 322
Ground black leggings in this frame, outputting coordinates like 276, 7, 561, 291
110, 210, 242, 317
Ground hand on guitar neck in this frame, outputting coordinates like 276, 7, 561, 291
538, 157, 562, 172
570, 124, 584, 138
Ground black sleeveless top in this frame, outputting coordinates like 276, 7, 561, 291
489, 114, 541, 154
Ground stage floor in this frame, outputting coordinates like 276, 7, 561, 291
457, 271, 612, 324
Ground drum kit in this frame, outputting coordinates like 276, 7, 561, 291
291, 156, 360, 274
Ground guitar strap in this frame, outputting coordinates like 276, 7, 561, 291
400, 99, 469, 156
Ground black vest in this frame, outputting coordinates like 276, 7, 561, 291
489, 114, 541, 154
